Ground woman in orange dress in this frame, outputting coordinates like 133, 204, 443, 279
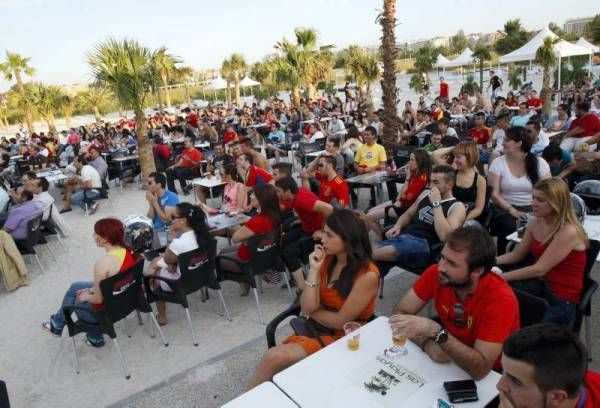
247, 209, 380, 388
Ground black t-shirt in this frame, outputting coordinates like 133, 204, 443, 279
212, 153, 234, 169
491, 76, 502, 90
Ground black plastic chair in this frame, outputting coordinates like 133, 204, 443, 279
143, 240, 231, 346
0, 380, 9, 408
41, 204, 66, 253
215, 230, 292, 324
571, 239, 600, 360
15, 214, 44, 272
62, 260, 168, 379
513, 288, 549, 328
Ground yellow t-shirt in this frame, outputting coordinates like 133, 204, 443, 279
355, 143, 387, 168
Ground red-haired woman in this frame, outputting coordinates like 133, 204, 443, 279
41, 218, 137, 347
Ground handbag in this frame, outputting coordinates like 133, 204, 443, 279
289, 316, 336, 348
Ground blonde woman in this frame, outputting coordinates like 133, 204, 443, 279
496, 178, 588, 325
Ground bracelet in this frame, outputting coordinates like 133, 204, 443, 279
304, 280, 320, 288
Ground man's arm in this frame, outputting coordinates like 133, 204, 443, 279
392, 288, 427, 315
313, 200, 334, 218
565, 126, 584, 139
433, 201, 466, 242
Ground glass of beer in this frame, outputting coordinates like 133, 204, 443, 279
343, 321, 361, 351
386, 328, 408, 358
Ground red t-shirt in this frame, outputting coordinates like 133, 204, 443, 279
180, 148, 203, 168
413, 264, 520, 369
440, 83, 449, 99
582, 371, 600, 407
153, 144, 171, 161
187, 112, 199, 128
315, 172, 349, 206
506, 99, 518, 107
223, 131, 238, 144
399, 173, 429, 208
237, 214, 274, 261
528, 97, 542, 109
432, 109, 444, 121
293, 187, 324, 234
468, 127, 491, 145
246, 165, 273, 187
570, 113, 600, 138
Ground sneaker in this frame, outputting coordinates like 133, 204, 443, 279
41, 320, 62, 337
85, 338, 105, 348
59, 208, 72, 214
88, 202, 99, 215
263, 270, 283, 285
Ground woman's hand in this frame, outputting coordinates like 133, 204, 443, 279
509, 208, 528, 220
308, 244, 326, 272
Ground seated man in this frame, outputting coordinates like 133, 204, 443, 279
61, 154, 102, 214
351, 126, 387, 209
542, 144, 576, 179
302, 155, 349, 208
165, 133, 203, 195
146, 171, 179, 230
237, 153, 273, 190
423, 131, 443, 152
87, 145, 108, 183
390, 226, 519, 380
526, 119, 550, 156
498, 323, 600, 407
32, 177, 54, 221
373, 165, 466, 269
272, 162, 293, 182
3, 189, 43, 241
275, 176, 333, 290
240, 138, 269, 170
560, 101, 600, 153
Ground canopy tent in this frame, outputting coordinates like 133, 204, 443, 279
443, 48, 474, 68
434, 54, 450, 68
553, 40, 593, 95
499, 26, 558, 63
206, 76, 228, 90
239, 76, 261, 87
575, 37, 600, 53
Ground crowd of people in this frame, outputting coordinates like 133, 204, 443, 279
4, 72, 597, 405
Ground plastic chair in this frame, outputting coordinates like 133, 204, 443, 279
15, 214, 44, 272
512, 288, 549, 328
0, 380, 9, 408
41, 204, 67, 253
143, 240, 231, 347
62, 260, 168, 379
216, 230, 292, 324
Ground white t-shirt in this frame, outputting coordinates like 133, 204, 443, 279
444, 127, 459, 139
159, 230, 199, 291
34, 191, 54, 221
80, 165, 102, 189
493, 128, 505, 152
309, 131, 325, 143
489, 155, 550, 207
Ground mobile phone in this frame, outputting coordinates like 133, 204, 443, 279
443, 380, 478, 403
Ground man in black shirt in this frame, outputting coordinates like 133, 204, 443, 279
487, 70, 504, 104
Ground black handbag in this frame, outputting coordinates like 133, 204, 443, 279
289, 317, 336, 348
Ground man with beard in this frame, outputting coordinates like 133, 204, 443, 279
389, 226, 519, 380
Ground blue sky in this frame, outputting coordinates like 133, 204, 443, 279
0, 0, 598, 91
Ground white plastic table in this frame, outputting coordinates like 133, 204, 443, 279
222, 381, 297, 407
273, 317, 500, 408
306, 150, 326, 159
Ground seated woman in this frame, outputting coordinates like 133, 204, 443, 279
198, 164, 247, 214
366, 149, 431, 226
41, 218, 138, 347
147, 202, 211, 325
432, 141, 487, 223
247, 209, 379, 388
496, 178, 588, 325
217, 184, 281, 295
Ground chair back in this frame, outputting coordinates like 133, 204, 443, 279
392, 145, 415, 169
247, 230, 282, 275
178, 239, 219, 294
513, 288, 548, 328
571, 239, 600, 332
99, 260, 145, 324
0, 380, 9, 408
298, 142, 321, 156
24, 214, 44, 252
570, 193, 586, 223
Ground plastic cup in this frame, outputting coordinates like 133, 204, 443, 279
344, 321, 361, 351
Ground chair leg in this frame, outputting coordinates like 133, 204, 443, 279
585, 316, 593, 361
55, 234, 67, 253
34, 254, 43, 272
148, 312, 169, 347
111, 338, 131, 380
283, 271, 293, 301
217, 289, 232, 321
46, 244, 57, 262
257, 276, 264, 294
71, 337, 80, 374
136, 310, 143, 326
123, 316, 132, 338
379, 276, 385, 299
252, 288, 265, 325
184, 307, 199, 346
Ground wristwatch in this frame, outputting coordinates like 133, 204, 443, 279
433, 327, 449, 345
431, 200, 441, 208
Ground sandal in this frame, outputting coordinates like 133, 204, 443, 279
41, 320, 62, 337
239, 283, 250, 297
156, 314, 168, 326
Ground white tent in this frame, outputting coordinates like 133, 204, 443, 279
576, 37, 600, 53
434, 54, 450, 68
206, 76, 228, 90
444, 48, 474, 68
499, 26, 558, 63
239, 76, 260, 87
553, 40, 593, 92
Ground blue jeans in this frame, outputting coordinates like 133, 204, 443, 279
511, 278, 577, 326
71, 189, 100, 210
379, 234, 430, 267
50, 281, 104, 345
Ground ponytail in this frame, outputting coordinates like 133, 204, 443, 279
524, 152, 540, 186
175, 202, 211, 247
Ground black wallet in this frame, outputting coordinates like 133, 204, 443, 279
443, 379, 478, 403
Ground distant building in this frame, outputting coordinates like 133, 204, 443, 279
402, 36, 449, 51
564, 17, 593, 36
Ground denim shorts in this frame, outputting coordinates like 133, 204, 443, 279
379, 234, 430, 268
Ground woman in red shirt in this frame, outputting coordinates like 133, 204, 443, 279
497, 178, 588, 325
217, 184, 281, 295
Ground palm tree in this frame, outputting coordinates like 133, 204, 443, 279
88, 38, 157, 178
339, 45, 380, 110
535, 37, 557, 118
272, 40, 305, 108
378, 0, 399, 151
6, 84, 37, 130
227, 53, 247, 107
151, 47, 181, 108
77, 86, 111, 124
59, 93, 77, 128
495, 19, 529, 55
32, 83, 64, 133
175, 66, 195, 105
472, 42, 492, 92
221, 58, 234, 108
0, 51, 36, 134
508, 69, 523, 90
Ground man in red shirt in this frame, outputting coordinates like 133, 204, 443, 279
312, 155, 349, 207
237, 153, 273, 189
275, 176, 333, 290
561, 101, 600, 153
223, 125, 239, 145
527, 90, 543, 112
165, 134, 203, 195
468, 112, 491, 146
498, 323, 600, 408
152, 135, 171, 170
390, 226, 519, 380
439, 76, 449, 101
